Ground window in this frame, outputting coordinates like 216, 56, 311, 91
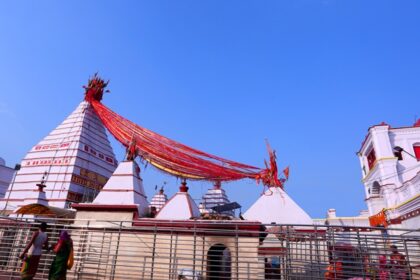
371, 181, 381, 195
414, 145, 420, 161
367, 148, 376, 170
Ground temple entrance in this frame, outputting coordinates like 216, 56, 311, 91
207, 244, 231, 280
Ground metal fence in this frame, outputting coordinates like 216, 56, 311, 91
0, 216, 418, 279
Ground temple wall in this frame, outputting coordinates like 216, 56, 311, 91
67, 226, 265, 279
75, 230, 264, 279
74, 211, 134, 228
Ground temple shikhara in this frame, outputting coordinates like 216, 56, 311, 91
0, 96, 118, 210
0, 75, 418, 279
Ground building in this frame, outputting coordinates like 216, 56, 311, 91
0, 158, 15, 199
0, 101, 117, 211
313, 208, 370, 227
358, 120, 420, 229
0, 77, 419, 279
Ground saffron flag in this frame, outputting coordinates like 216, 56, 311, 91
283, 166, 290, 180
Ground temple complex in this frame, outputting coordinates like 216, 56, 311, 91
0, 75, 418, 233
0, 74, 298, 224
0, 76, 418, 279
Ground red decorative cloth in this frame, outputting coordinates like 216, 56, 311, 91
84, 76, 283, 187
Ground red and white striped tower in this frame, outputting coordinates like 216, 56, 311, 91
0, 99, 117, 211
201, 181, 233, 215
150, 187, 168, 212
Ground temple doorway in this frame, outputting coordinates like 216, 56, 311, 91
207, 244, 231, 280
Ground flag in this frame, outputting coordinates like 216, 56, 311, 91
283, 166, 290, 180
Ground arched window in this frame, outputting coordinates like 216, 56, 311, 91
207, 244, 231, 280
371, 181, 381, 195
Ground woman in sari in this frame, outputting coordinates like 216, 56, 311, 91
48, 231, 73, 280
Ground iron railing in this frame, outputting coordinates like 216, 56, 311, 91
0, 216, 418, 279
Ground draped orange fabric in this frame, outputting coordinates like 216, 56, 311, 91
369, 210, 388, 227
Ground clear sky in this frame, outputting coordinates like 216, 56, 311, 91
0, 1, 419, 218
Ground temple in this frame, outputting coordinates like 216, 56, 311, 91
155, 181, 201, 220
201, 182, 234, 215
0, 74, 297, 222
0, 99, 117, 211
244, 187, 313, 225
0, 76, 419, 279
149, 187, 168, 213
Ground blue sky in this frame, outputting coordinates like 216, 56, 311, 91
0, 1, 419, 218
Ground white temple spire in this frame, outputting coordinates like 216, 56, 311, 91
244, 187, 312, 225
92, 160, 149, 216
156, 180, 200, 220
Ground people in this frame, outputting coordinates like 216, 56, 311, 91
389, 245, 408, 280
324, 258, 343, 280
48, 230, 73, 280
378, 255, 390, 280
19, 222, 49, 280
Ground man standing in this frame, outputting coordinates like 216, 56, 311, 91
19, 222, 49, 280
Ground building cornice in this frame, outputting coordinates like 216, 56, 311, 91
361, 157, 398, 183
385, 194, 420, 212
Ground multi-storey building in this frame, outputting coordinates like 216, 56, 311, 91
358, 120, 420, 229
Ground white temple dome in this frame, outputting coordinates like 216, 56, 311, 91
244, 187, 312, 225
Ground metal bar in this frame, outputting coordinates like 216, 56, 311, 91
110, 221, 122, 280
150, 224, 157, 280
235, 223, 239, 280
168, 228, 174, 280
403, 239, 412, 280
0, 217, 419, 280
201, 233, 205, 278
192, 223, 197, 276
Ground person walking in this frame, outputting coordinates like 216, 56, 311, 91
19, 222, 49, 280
48, 230, 73, 280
